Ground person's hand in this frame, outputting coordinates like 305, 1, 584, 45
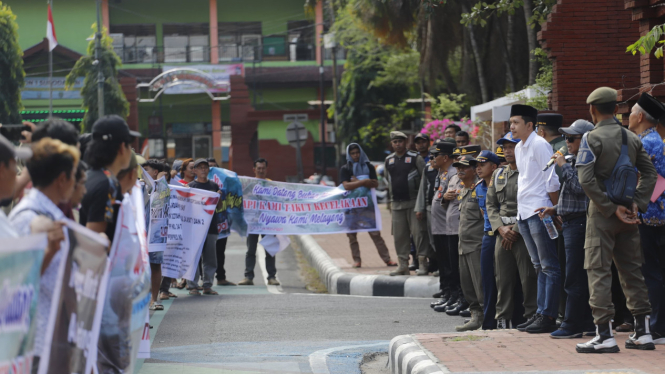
498, 225, 519, 243
416, 212, 424, 220
351, 176, 358, 182
20, 121, 36, 144
30, 216, 65, 257
536, 206, 556, 219
502, 237, 514, 250
157, 171, 168, 180
616, 203, 639, 224
553, 152, 566, 167
443, 189, 457, 201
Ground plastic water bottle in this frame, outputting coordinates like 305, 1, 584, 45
541, 211, 559, 240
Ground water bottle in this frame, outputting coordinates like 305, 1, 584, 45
541, 210, 559, 240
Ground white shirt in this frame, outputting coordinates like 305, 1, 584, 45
515, 131, 560, 220
9, 188, 67, 357
0, 209, 18, 237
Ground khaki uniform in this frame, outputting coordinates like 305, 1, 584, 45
457, 179, 485, 313
385, 151, 426, 264
415, 164, 438, 258
486, 165, 538, 320
577, 118, 657, 324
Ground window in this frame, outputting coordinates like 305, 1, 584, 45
287, 20, 315, 61
109, 24, 157, 63
218, 22, 262, 62
163, 23, 210, 63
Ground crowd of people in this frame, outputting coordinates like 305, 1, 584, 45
369, 87, 665, 354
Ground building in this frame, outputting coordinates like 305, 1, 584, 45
11, 0, 340, 181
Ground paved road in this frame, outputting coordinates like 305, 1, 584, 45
136, 234, 460, 374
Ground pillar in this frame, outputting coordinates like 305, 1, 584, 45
315, 0, 324, 65
210, 0, 222, 163
101, 0, 109, 30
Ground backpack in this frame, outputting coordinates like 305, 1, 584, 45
604, 127, 638, 207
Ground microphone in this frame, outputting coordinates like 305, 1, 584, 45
543, 145, 568, 171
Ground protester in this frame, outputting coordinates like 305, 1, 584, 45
207, 157, 219, 168
0, 134, 31, 237
628, 93, 665, 345
239, 158, 282, 285
385, 131, 426, 275
455, 131, 470, 147
444, 124, 462, 139
79, 115, 138, 242
142, 159, 165, 180
538, 120, 596, 338
170, 159, 183, 183
70, 162, 88, 222
510, 104, 562, 334
181, 158, 195, 184
9, 138, 80, 368
487, 133, 538, 329
576, 87, 657, 353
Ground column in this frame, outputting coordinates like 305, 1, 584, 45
315, 0, 324, 65
210, 0, 222, 163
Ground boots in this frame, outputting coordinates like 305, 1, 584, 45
416, 256, 429, 276
408, 253, 418, 271
390, 259, 410, 276
626, 314, 655, 350
576, 321, 619, 353
455, 310, 483, 332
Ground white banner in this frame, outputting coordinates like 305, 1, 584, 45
148, 177, 170, 252
161, 185, 218, 281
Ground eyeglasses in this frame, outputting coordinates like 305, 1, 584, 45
565, 135, 582, 143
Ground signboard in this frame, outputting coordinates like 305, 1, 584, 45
161, 64, 243, 95
21, 77, 84, 100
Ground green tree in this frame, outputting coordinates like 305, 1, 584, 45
627, 24, 665, 58
0, 2, 25, 125
66, 24, 129, 132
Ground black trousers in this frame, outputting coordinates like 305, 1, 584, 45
639, 224, 665, 333
445, 234, 461, 299
433, 234, 451, 294
216, 237, 228, 281
245, 234, 277, 280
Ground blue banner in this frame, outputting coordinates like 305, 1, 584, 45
208, 167, 248, 238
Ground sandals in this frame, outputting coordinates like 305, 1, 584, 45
159, 292, 170, 300
149, 302, 164, 311
168, 292, 178, 298
188, 289, 201, 296
202, 288, 219, 295
176, 280, 187, 289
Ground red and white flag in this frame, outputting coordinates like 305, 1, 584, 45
46, 4, 58, 51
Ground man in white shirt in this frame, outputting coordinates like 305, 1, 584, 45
510, 104, 562, 334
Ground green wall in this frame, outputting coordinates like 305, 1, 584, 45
217, 0, 310, 35
258, 119, 319, 146
137, 94, 231, 134
8, 0, 97, 54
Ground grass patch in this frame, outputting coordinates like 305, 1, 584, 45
290, 236, 328, 293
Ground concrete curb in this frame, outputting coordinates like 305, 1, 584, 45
294, 235, 440, 298
388, 335, 448, 374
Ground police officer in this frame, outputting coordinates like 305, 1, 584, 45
454, 154, 484, 331
627, 92, 665, 345
385, 131, 426, 276
415, 134, 438, 276
487, 133, 538, 329
576, 87, 657, 353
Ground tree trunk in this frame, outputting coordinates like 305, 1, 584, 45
461, 2, 489, 103
497, 16, 516, 92
523, 0, 538, 85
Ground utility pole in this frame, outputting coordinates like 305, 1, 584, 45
319, 43, 326, 179
95, 0, 104, 118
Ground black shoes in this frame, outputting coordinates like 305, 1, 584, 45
459, 308, 471, 318
577, 322, 620, 354
496, 318, 511, 330
445, 300, 469, 316
517, 314, 540, 332
625, 314, 655, 350
526, 314, 557, 333
430, 292, 451, 308
432, 290, 444, 298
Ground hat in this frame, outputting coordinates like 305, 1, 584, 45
537, 113, 563, 129
452, 148, 461, 157
586, 87, 617, 105
559, 120, 595, 135
0, 134, 31, 165
91, 115, 141, 142
496, 132, 520, 145
172, 159, 183, 172
192, 158, 209, 168
473, 150, 500, 165
456, 145, 481, 157
510, 104, 538, 119
453, 155, 475, 167
414, 133, 430, 142
636, 92, 665, 121
441, 137, 456, 144
495, 146, 505, 160
390, 131, 407, 140
429, 142, 455, 156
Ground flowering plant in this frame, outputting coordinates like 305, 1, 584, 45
421, 118, 481, 141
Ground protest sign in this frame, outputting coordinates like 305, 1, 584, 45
240, 178, 381, 235
39, 221, 109, 374
209, 167, 247, 238
0, 233, 47, 374
137, 314, 150, 359
161, 185, 218, 281
97, 184, 151, 374
148, 177, 171, 252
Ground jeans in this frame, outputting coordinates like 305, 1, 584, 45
187, 234, 218, 289
518, 214, 561, 318
560, 216, 594, 332
216, 237, 228, 281
245, 234, 277, 280
639, 224, 665, 333
481, 234, 497, 329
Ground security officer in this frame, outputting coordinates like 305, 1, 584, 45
474, 150, 501, 330
415, 135, 439, 276
576, 87, 657, 353
385, 131, 426, 276
496, 145, 507, 165
487, 132, 538, 329
454, 154, 484, 331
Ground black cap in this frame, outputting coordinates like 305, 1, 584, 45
429, 142, 455, 156
456, 145, 481, 157
537, 113, 563, 129
414, 133, 430, 142
91, 115, 141, 143
510, 104, 538, 119
453, 155, 475, 167
637, 93, 665, 121
192, 158, 209, 168
0, 134, 31, 164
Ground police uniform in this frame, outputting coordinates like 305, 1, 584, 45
385, 131, 427, 275
454, 155, 485, 331
486, 132, 538, 328
576, 87, 657, 353
415, 139, 440, 275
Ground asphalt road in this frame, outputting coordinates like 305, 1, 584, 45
135, 234, 460, 374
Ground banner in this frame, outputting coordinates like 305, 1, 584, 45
161, 185, 218, 281
0, 234, 47, 374
97, 184, 151, 374
162, 64, 243, 95
39, 221, 109, 374
240, 178, 382, 235
209, 167, 247, 238
147, 177, 171, 252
